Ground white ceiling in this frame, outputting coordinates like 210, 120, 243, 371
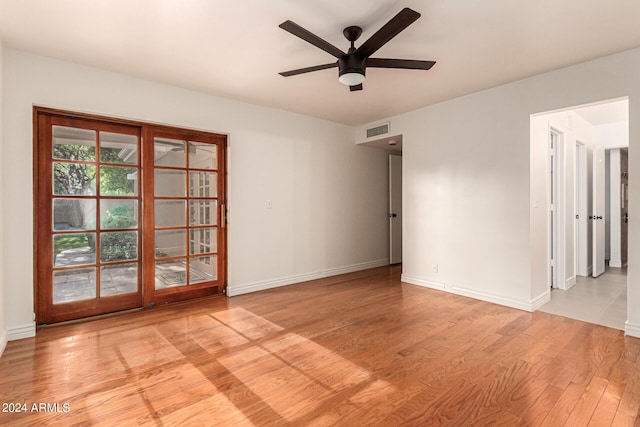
1, 0, 640, 126
574, 99, 629, 126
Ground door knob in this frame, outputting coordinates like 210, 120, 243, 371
389, 213, 397, 218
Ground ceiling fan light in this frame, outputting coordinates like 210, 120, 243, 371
338, 72, 365, 86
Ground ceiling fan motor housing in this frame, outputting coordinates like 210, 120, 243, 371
338, 55, 366, 78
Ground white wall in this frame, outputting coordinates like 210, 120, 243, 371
0, 40, 7, 355
2, 49, 390, 339
356, 47, 640, 337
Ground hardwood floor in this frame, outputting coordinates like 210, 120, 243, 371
1, 265, 640, 426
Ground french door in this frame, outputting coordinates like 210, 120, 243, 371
35, 109, 226, 324
143, 127, 226, 307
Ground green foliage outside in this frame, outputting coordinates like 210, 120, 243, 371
100, 148, 136, 196
53, 234, 93, 258
53, 206, 137, 262
53, 142, 138, 262
53, 143, 96, 195
100, 205, 138, 262
101, 205, 136, 229
53, 143, 135, 196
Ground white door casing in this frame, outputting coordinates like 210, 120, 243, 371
592, 145, 606, 277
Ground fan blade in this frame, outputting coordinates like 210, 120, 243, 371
367, 58, 436, 70
279, 62, 338, 77
355, 8, 420, 58
350, 84, 363, 91
279, 20, 345, 58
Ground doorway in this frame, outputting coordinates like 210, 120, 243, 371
389, 154, 402, 264
34, 108, 227, 324
356, 135, 403, 266
533, 98, 629, 329
607, 148, 629, 268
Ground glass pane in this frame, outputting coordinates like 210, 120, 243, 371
100, 263, 138, 296
189, 200, 217, 226
100, 132, 138, 165
100, 231, 138, 263
189, 227, 217, 255
53, 199, 96, 231
155, 260, 186, 289
154, 138, 186, 167
155, 200, 186, 227
52, 126, 96, 161
100, 200, 138, 230
155, 229, 186, 258
188, 142, 217, 170
154, 170, 186, 197
189, 256, 217, 284
53, 268, 96, 303
189, 171, 217, 197
53, 233, 96, 267
53, 163, 96, 195
100, 166, 138, 196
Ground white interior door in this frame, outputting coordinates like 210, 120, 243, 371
575, 142, 589, 276
389, 154, 402, 264
592, 145, 606, 277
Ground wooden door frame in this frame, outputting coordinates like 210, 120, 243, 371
33, 107, 228, 324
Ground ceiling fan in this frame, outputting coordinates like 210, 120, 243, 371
278, 7, 435, 91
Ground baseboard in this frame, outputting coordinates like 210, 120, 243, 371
7, 323, 36, 341
565, 275, 576, 290
625, 321, 640, 338
402, 275, 544, 312
227, 259, 390, 297
445, 285, 540, 312
323, 259, 390, 277
609, 261, 623, 268
401, 275, 445, 291
0, 329, 7, 358
531, 289, 551, 311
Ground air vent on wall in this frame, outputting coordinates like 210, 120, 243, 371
366, 122, 390, 138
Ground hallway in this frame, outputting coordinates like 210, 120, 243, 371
538, 267, 627, 330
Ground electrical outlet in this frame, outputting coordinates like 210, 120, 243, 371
433, 264, 438, 273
